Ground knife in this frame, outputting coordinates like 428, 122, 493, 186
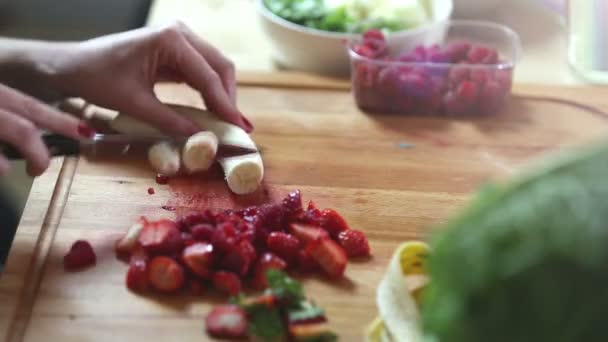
0, 133, 259, 160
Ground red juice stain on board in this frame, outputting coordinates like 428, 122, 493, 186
155, 174, 169, 185
147, 187, 155, 195
162, 164, 274, 217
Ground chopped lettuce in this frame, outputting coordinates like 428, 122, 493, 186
263, 0, 429, 33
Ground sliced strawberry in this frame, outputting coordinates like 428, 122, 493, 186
181, 232, 196, 247
212, 271, 242, 296
289, 321, 335, 341
211, 222, 238, 253
221, 239, 257, 276
115, 217, 148, 257
307, 238, 347, 279
190, 223, 215, 242
282, 190, 303, 221
188, 279, 205, 296
126, 247, 149, 292
205, 305, 247, 339
320, 209, 350, 237
267, 232, 301, 263
137, 219, 182, 255
337, 230, 371, 257
251, 252, 287, 290
64, 240, 96, 271
176, 210, 215, 231
297, 249, 319, 273
289, 223, 329, 245
181, 242, 214, 278
147, 256, 185, 293
301, 201, 323, 225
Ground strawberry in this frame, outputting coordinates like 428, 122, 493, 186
251, 252, 288, 290
205, 305, 247, 339
211, 222, 238, 252
188, 279, 205, 296
320, 209, 350, 237
137, 219, 182, 255
239, 294, 277, 309
64, 240, 96, 271
297, 249, 319, 273
126, 247, 148, 292
115, 217, 148, 257
176, 210, 215, 230
302, 201, 323, 226
282, 190, 303, 221
307, 238, 347, 279
267, 232, 301, 263
289, 223, 329, 245
221, 239, 257, 276
212, 271, 242, 296
181, 242, 214, 278
147, 256, 185, 293
337, 230, 371, 257
189, 223, 215, 242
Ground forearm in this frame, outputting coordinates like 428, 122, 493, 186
0, 38, 75, 101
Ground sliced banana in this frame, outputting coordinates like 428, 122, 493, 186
182, 131, 218, 173
219, 153, 264, 195
109, 104, 264, 195
148, 141, 181, 176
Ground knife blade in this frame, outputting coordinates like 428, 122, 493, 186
0, 133, 258, 160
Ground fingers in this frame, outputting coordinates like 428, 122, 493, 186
0, 109, 50, 177
178, 25, 237, 103
119, 91, 201, 137
0, 155, 10, 176
0, 84, 84, 141
158, 26, 253, 133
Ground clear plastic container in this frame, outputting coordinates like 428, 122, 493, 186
347, 20, 522, 116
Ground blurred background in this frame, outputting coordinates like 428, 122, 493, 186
0, 0, 601, 266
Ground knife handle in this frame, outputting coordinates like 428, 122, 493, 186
0, 134, 80, 160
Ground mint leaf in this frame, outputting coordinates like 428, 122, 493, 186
288, 300, 325, 323
248, 306, 285, 341
266, 269, 304, 303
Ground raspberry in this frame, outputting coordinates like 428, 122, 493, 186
337, 230, 371, 258
444, 41, 471, 62
467, 46, 492, 64
456, 81, 479, 105
256, 204, 286, 231
363, 29, 385, 42
64, 240, 96, 271
212, 271, 242, 296
267, 232, 301, 264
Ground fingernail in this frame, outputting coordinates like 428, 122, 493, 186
77, 121, 96, 139
241, 116, 254, 133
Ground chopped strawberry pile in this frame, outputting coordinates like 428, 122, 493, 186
113, 190, 371, 295
351, 29, 513, 116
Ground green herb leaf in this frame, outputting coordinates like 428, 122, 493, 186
266, 269, 304, 303
248, 306, 286, 341
287, 300, 325, 323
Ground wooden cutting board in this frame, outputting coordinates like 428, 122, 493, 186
2, 71, 608, 342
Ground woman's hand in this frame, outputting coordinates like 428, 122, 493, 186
0, 83, 84, 176
42, 21, 253, 136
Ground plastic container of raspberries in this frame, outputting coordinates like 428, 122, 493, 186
348, 20, 522, 116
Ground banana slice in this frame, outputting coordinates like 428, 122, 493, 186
148, 141, 180, 176
109, 104, 264, 194
219, 153, 264, 195
182, 131, 218, 173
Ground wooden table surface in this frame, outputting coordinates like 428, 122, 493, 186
1, 72, 608, 342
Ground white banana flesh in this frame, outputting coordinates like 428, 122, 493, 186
182, 131, 218, 173
148, 141, 181, 176
110, 104, 264, 194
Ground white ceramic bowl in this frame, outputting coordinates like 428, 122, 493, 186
452, 0, 503, 18
255, 0, 454, 76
